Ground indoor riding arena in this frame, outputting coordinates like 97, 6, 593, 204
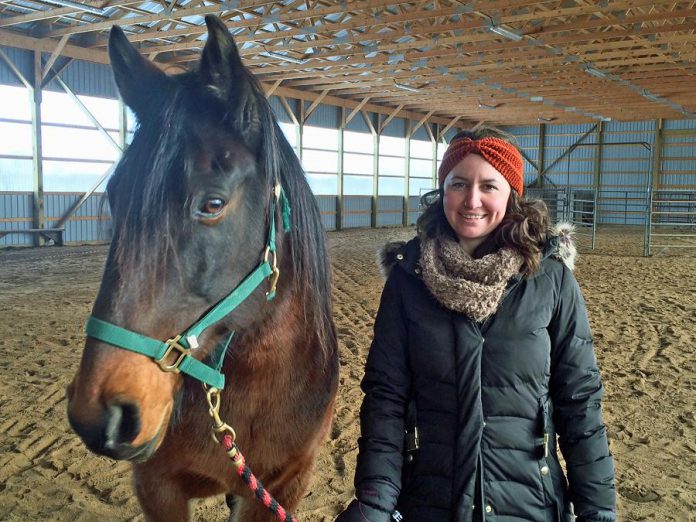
1, 2, 695, 522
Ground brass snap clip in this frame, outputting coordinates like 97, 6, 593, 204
205, 386, 237, 445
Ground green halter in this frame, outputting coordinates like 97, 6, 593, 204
85, 184, 291, 390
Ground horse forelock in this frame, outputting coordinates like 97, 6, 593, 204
107, 68, 335, 359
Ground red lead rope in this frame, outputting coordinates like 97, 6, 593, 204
221, 434, 298, 522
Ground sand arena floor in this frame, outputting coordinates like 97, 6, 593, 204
0, 226, 694, 521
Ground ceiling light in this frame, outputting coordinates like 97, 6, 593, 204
538, 116, 557, 122
530, 96, 544, 102
394, 81, 420, 93
583, 66, 607, 79
42, 0, 104, 15
488, 25, 523, 42
264, 50, 307, 65
478, 102, 501, 110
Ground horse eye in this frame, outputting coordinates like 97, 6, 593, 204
198, 197, 226, 216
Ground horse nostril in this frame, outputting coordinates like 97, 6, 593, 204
105, 401, 141, 448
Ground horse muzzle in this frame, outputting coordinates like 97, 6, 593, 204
67, 394, 168, 463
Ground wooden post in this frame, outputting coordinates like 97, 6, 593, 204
337, 107, 344, 232
31, 51, 45, 246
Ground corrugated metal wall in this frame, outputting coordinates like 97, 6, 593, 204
315, 195, 337, 231
44, 60, 118, 98
342, 196, 371, 228
661, 120, 696, 188
0, 192, 33, 246
381, 118, 406, 138
376, 196, 402, 227
45, 193, 112, 243
268, 96, 295, 124
541, 123, 597, 187
305, 103, 339, 129
0, 46, 32, 86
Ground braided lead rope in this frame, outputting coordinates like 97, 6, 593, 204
221, 434, 298, 522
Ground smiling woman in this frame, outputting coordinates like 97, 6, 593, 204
336, 125, 616, 522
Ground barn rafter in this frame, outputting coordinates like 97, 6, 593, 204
1, 1, 696, 126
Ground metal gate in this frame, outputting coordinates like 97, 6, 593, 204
646, 189, 696, 255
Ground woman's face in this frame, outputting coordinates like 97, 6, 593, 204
442, 153, 511, 255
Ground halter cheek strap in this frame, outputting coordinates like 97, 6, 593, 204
84, 183, 292, 390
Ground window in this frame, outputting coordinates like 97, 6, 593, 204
378, 135, 405, 196
40, 91, 122, 191
409, 138, 434, 195
0, 85, 32, 191
302, 125, 338, 195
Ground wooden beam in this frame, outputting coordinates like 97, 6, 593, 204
361, 110, 376, 135
42, 34, 71, 80
438, 116, 461, 140
345, 96, 371, 125
302, 89, 330, 123
278, 96, 298, 126
409, 110, 435, 137
0, 28, 109, 64
264, 78, 283, 98
379, 104, 405, 134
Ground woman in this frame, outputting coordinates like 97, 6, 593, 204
336, 126, 616, 522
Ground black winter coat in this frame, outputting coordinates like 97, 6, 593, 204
351, 237, 615, 522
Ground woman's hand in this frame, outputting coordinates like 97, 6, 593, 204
335, 499, 392, 522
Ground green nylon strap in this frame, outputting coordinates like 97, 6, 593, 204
86, 316, 225, 389
181, 262, 273, 341
86, 260, 273, 389
83, 183, 290, 390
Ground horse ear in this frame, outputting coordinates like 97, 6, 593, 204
201, 15, 262, 152
108, 25, 169, 118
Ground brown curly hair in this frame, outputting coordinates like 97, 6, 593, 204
417, 126, 550, 275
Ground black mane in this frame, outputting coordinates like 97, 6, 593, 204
107, 67, 335, 354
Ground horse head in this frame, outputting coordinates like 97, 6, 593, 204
67, 16, 293, 462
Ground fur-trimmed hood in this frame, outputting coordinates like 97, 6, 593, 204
378, 222, 577, 277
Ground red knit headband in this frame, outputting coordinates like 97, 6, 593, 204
438, 137, 524, 195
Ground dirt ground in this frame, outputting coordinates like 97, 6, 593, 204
0, 226, 694, 521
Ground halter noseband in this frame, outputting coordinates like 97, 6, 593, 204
84, 183, 291, 390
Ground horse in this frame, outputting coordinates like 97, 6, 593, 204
66, 15, 338, 522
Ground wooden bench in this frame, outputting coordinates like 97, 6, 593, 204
0, 228, 65, 246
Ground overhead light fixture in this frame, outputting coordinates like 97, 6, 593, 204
488, 24, 523, 42
530, 96, 544, 102
394, 81, 420, 93
641, 90, 661, 102
43, 0, 105, 15
583, 66, 607, 79
478, 102, 501, 110
264, 50, 307, 65
538, 116, 557, 122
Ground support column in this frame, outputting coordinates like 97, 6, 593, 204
337, 108, 344, 232
538, 123, 546, 187
651, 119, 664, 192
31, 51, 45, 246
372, 115, 380, 228
403, 120, 411, 227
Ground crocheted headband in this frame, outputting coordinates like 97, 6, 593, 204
438, 137, 524, 195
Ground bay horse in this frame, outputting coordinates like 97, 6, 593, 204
66, 16, 338, 522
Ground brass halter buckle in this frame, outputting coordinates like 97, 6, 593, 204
263, 246, 281, 296
156, 335, 191, 373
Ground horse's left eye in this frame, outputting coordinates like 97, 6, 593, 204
198, 198, 226, 216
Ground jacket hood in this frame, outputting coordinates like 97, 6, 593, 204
378, 221, 578, 277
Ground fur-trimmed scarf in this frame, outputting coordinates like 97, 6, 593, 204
420, 236, 524, 322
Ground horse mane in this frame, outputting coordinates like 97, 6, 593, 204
106, 67, 335, 359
